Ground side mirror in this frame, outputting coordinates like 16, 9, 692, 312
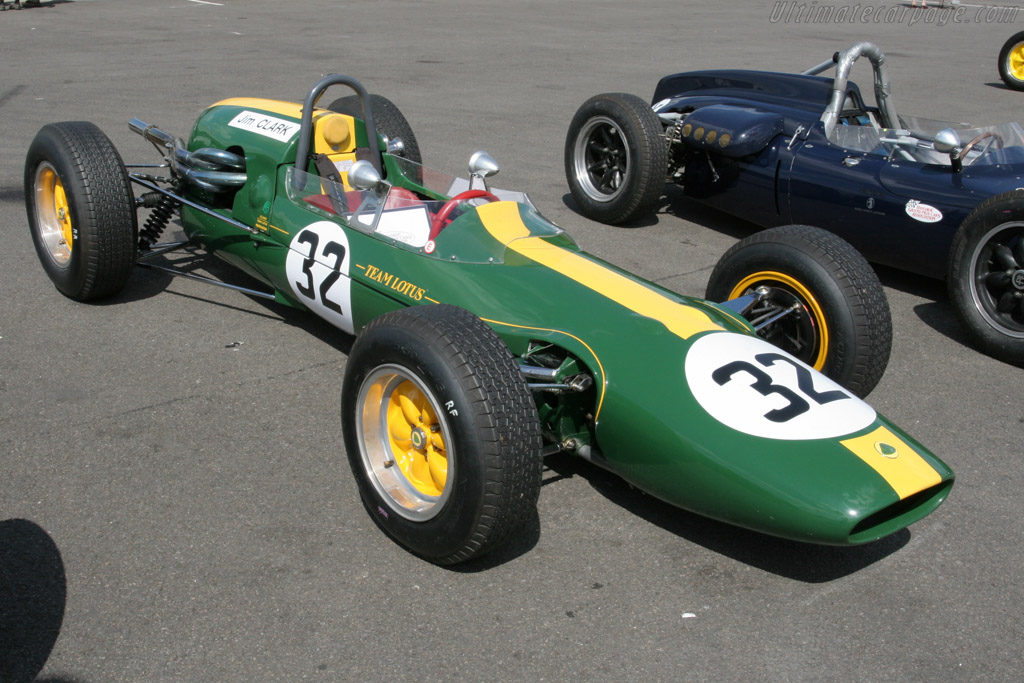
934, 128, 964, 173
468, 151, 499, 190
348, 160, 389, 194
933, 128, 961, 154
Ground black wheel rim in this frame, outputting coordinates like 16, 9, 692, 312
968, 221, 1024, 338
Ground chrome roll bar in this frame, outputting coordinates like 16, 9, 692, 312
805, 42, 900, 137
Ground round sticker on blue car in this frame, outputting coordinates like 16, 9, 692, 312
684, 333, 876, 440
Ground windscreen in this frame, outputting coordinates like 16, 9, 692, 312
828, 116, 1024, 166
285, 166, 564, 264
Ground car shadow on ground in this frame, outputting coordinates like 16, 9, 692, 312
872, 264, 982, 353
443, 508, 543, 573
0, 0, 73, 10
0, 519, 73, 683
560, 186, 762, 235
540, 452, 910, 583
559, 194, 659, 229
0, 184, 26, 204
106, 230, 356, 356
657, 187, 764, 240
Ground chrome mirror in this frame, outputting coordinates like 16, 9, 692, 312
468, 151, 499, 190
348, 160, 388, 194
933, 128, 961, 154
933, 128, 963, 172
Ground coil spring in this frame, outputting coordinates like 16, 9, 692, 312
667, 116, 685, 153
138, 193, 179, 251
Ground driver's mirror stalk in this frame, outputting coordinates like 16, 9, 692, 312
468, 150, 499, 191
933, 128, 963, 173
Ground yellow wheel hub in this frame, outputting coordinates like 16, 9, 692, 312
729, 271, 830, 370
356, 365, 454, 521
1010, 43, 1024, 81
34, 163, 74, 266
386, 380, 448, 497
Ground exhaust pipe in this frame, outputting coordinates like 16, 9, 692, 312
130, 118, 247, 192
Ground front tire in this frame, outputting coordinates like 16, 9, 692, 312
24, 121, 137, 301
706, 225, 892, 397
327, 94, 422, 164
948, 192, 1024, 365
565, 93, 667, 224
341, 305, 542, 565
998, 31, 1024, 91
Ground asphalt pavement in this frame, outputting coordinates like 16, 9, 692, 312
1, 1, 1021, 681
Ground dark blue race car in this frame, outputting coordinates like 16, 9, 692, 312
565, 42, 1024, 366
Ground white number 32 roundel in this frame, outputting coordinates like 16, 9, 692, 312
285, 221, 354, 334
684, 334, 876, 440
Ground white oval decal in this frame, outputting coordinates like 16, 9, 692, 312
227, 110, 300, 143
905, 199, 943, 223
684, 334, 876, 440
286, 221, 354, 333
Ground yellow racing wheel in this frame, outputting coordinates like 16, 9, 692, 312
998, 32, 1024, 91
25, 122, 137, 300
341, 304, 542, 565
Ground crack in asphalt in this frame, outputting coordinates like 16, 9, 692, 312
0, 84, 26, 109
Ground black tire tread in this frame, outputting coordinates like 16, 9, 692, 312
708, 225, 892, 397
345, 305, 541, 565
998, 31, 1024, 91
565, 92, 667, 224
327, 94, 422, 164
947, 190, 1024, 365
25, 121, 137, 300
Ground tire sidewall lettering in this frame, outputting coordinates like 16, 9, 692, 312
351, 352, 476, 537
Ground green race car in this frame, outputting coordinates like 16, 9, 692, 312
25, 75, 953, 565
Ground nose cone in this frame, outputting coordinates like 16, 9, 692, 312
592, 331, 954, 545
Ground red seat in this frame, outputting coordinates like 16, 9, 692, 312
303, 187, 423, 215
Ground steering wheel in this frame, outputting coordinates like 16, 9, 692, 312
428, 190, 500, 240
960, 131, 1004, 165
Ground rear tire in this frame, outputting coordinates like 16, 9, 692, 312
24, 121, 138, 301
948, 191, 1024, 366
998, 31, 1024, 91
327, 94, 422, 164
706, 225, 891, 397
341, 305, 542, 565
565, 93, 667, 224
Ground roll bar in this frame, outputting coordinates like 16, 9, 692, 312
803, 42, 899, 137
292, 74, 382, 190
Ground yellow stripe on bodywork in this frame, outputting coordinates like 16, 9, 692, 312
477, 202, 722, 340
210, 98, 356, 155
841, 426, 943, 499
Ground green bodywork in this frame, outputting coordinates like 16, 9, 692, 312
176, 96, 953, 546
